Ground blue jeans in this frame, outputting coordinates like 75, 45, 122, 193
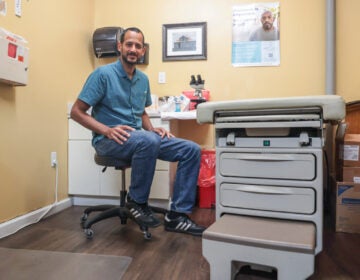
94, 130, 201, 213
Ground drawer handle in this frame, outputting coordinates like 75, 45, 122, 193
233, 185, 294, 195
225, 154, 298, 161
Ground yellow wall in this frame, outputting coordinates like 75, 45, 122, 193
0, 1, 94, 222
0, 0, 358, 223
94, 0, 327, 100
337, 1, 360, 101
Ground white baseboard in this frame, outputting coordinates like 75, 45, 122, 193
71, 196, 170, 209
71, 196, 119, 206
0, 198, 72, 239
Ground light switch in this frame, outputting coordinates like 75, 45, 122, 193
158, 72, 166, 84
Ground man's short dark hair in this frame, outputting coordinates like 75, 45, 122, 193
120, 27, 145, 45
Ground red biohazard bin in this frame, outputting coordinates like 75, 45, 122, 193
197, 149, 216, 208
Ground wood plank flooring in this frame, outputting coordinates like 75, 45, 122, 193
0, 205, 359, 279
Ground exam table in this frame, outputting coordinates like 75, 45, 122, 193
196, 95, 346, 280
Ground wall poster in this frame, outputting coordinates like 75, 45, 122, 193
232, 2, 280, 67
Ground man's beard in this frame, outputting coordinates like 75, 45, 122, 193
122, 52, 138, 65
263, 22, 273, 31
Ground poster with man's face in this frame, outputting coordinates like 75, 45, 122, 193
232, 2, 280, 67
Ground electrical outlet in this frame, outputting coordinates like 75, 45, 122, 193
51, 152, 57, 167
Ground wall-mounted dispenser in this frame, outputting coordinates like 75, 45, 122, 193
0, 27, 29, 86
93, 26, 123, 58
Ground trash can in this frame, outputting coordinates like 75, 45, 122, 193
197, 149, 216, 208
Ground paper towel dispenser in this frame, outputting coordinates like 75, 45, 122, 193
93, 27, 123, 58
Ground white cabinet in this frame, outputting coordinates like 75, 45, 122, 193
68, 140, 101, 195
68, 117, 170, 199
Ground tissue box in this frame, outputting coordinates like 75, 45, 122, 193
335, 182, 360, 233
342, 134, 360, 167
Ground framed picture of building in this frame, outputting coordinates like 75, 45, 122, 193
162, 22, 207, 61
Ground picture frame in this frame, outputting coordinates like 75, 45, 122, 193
162, 22, 207, 61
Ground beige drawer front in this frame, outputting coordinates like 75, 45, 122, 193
219, 152, 316, 180
151, 117, 169, 130
156, 159, 169, 170
150, 170, 170, 199
220, 183, 315, 214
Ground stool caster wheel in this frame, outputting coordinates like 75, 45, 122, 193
81, 213, 88, 223
119, 214, 128, 225
80, 214, 88, 228
84, 228, 94, 239
140, 225, 151, 240
143, 231, 151, 240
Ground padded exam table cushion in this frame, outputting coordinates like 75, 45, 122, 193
196, 95, 346, 124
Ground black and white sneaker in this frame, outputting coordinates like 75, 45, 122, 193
164, 213, 205, 236
126, 199, 161, 228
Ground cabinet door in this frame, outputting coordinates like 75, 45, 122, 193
68, 140, 100, 195
100, 168, 130, 197
68, 119, 92, 140
149, 170, 170, 199
151, 117, 170, 130
149, 117, 170, 199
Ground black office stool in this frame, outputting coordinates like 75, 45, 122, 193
80, 154, 167, 240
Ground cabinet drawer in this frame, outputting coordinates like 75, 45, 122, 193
68, 119, 92, 140
100, 168, 129, 196
219, 152, 316, 180
151, 117, 169, 130
220, 183, 315, 214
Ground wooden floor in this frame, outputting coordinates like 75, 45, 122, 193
0, 205, 359, 280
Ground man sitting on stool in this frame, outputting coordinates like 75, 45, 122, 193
71, 27, 205, 236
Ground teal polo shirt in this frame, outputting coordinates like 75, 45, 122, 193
78, 60, 152, 145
